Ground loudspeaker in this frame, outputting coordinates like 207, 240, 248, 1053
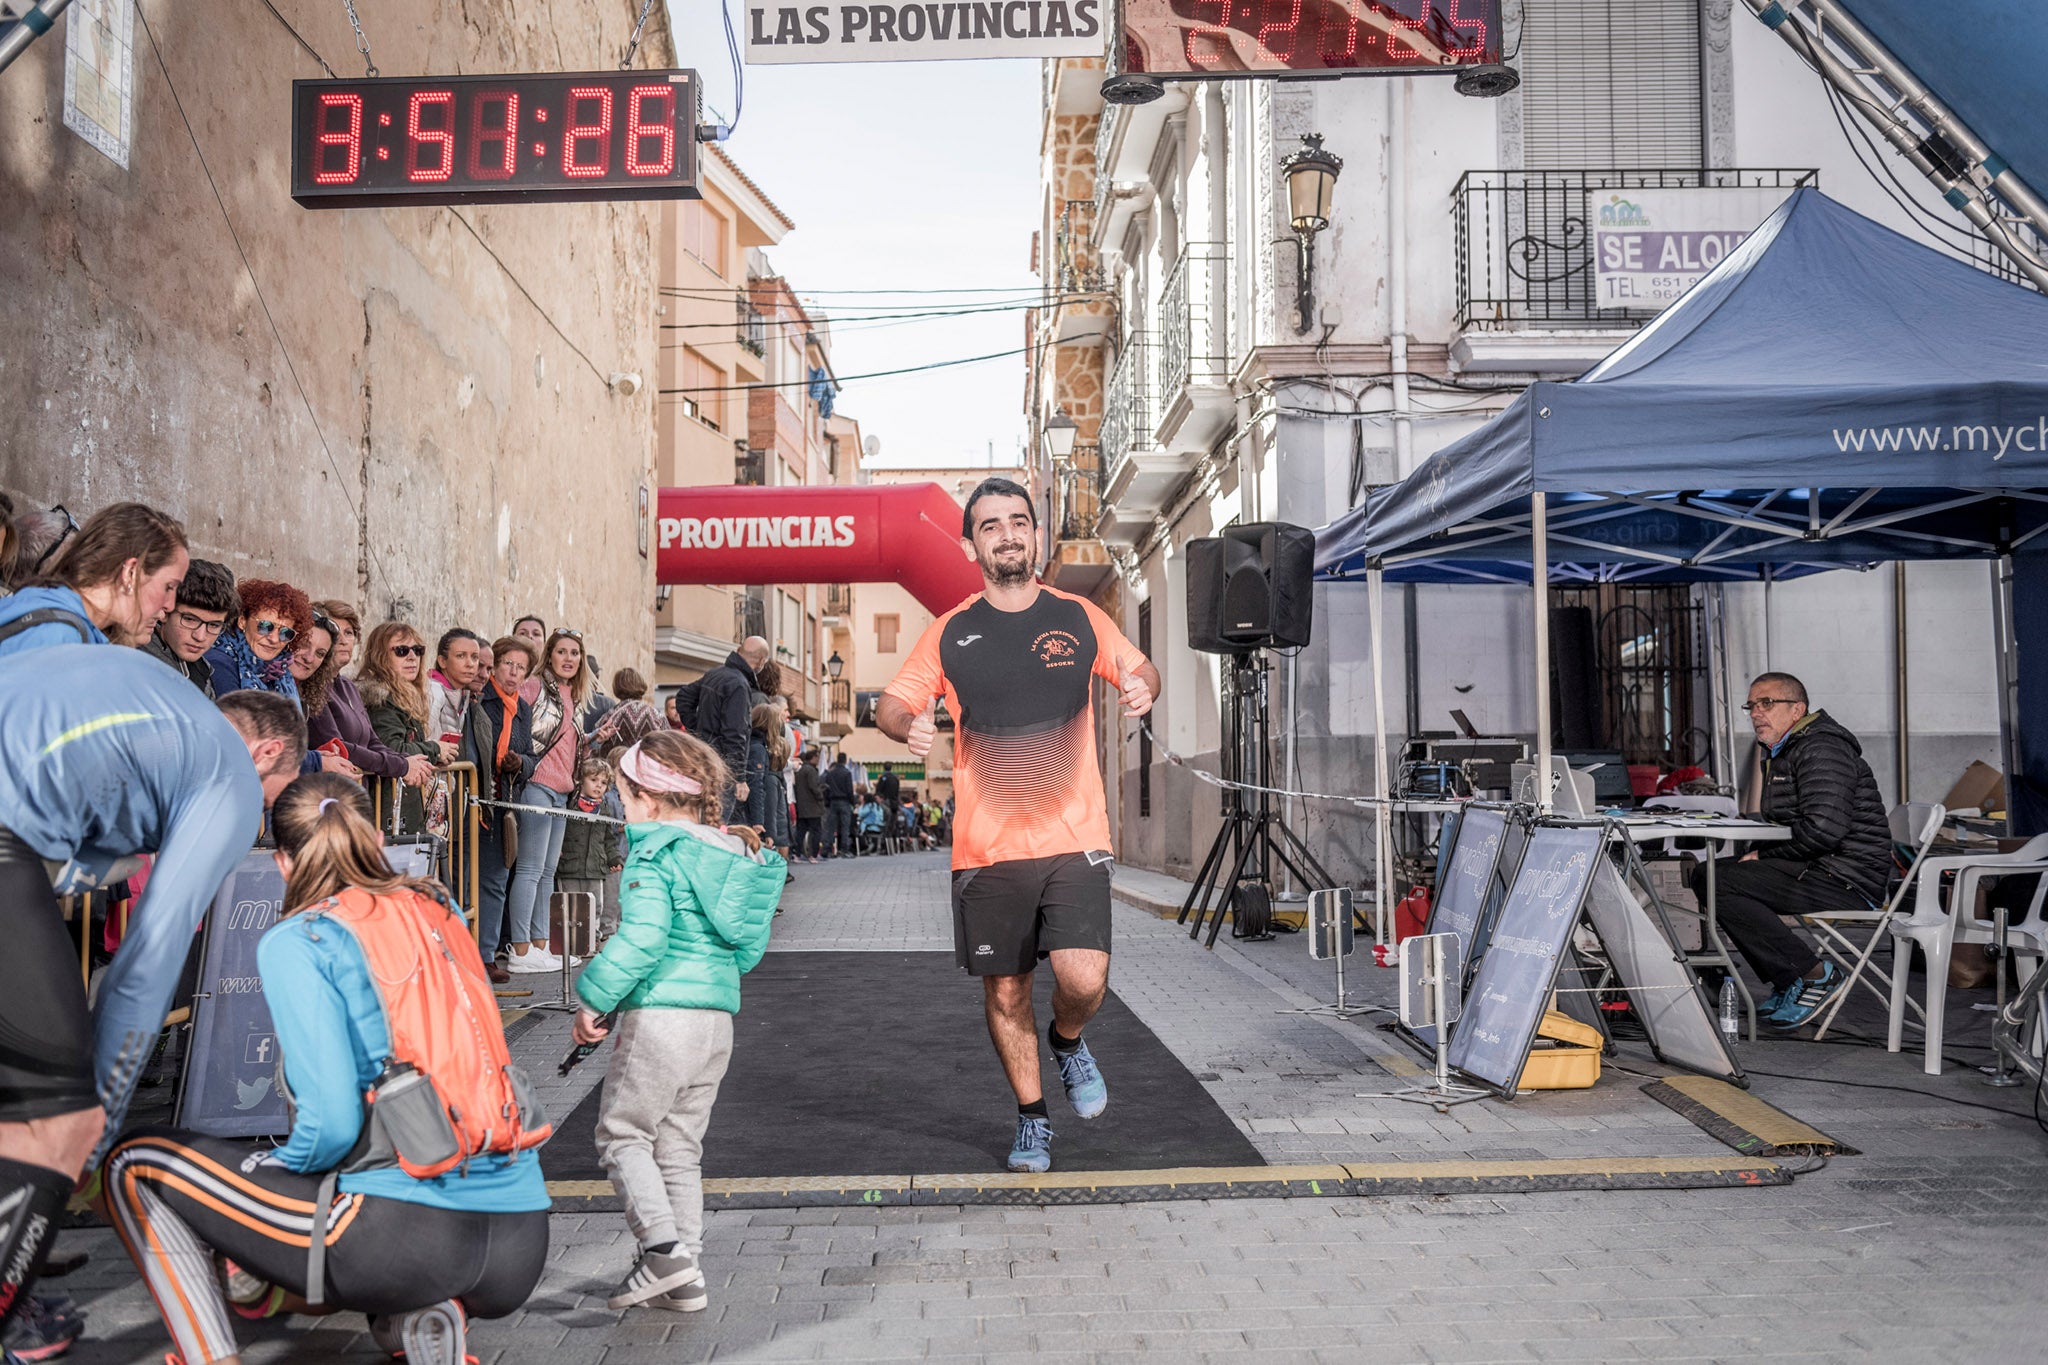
1186, 522, 1315, 653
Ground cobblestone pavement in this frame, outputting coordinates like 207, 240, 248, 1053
59, 850, 2048, 1363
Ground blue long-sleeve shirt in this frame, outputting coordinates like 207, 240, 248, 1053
255, 907, 548, 1212
0, 643, 261, 1156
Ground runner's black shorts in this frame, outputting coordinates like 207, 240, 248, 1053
0, 826, 98, 1121
951, 852, 1113, 976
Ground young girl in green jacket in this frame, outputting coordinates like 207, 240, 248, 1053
572, 730, 785, 1313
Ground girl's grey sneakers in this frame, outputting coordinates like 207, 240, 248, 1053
609, 1248, 705, 1310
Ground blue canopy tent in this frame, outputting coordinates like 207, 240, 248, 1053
1313, 188, 2048, 860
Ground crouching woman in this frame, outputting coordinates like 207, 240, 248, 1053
102, 772, 552, 1365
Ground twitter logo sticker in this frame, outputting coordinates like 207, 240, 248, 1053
234, 1075, 273, 1111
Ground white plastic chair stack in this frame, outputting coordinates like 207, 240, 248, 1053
1802, 801, 1946, 1041
1886, 831, 2048, 1075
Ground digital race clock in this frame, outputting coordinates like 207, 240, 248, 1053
1119, 0, 1500, 77
290, 69, 701, 209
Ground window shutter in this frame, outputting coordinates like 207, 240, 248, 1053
1520, 0, 1703, 169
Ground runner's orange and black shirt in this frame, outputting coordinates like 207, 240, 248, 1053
883, 584, 1147, 871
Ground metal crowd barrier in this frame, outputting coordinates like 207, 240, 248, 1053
367, 761, 481, 941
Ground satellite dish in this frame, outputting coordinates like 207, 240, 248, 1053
862, 435, 881, 459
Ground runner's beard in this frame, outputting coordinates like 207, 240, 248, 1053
978, 544, 1035, 586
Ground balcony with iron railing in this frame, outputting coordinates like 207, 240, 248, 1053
1057, 443, 1103, 542
1156, 244, 1230, 449
737, 299, 767, 356
1451, 168, 1818, 330
822, 583, 853, 619
1099, 330, 1154, 489
824, 678, 853, 738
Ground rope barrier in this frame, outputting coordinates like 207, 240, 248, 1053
1134, 719, 1403, 811
468, 796, 626, 827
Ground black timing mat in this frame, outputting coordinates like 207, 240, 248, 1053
542, 951, 1263, 1179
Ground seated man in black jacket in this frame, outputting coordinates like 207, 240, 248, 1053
1694, 671, 1896, 1030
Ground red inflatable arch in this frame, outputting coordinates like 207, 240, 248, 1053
655, 482, 984, 616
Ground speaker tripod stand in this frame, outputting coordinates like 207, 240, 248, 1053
1178, 651, 1346, 948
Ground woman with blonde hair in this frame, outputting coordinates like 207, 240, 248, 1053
504, 628, 597, 970
101, 773, 550, 1365
358, 621, 447, 831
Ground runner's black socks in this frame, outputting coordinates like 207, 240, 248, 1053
1048, 1025, 1080, 1055
1018, 1099, 1048, 1119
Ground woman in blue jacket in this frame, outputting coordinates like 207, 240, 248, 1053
101, 773, 550, 1365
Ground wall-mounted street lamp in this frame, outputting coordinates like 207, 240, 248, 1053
825, 650, 844, 680
1280, 134, 1343, 335
1041, 407, 1078, 462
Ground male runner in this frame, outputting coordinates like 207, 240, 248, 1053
877, 477, 1158, 1173
0, 641, 304, 1334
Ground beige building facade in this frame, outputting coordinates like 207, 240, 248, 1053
1, 0, 676, 671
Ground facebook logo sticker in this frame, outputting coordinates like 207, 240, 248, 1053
244, 1034, 276, 1066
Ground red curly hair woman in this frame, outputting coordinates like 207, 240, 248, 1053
204, 578, 314, 705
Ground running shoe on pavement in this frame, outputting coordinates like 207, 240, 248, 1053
3, 1295, 83, 1361
1767, 961, 1843, 1030
506, 951, 556, 974
1007, 1115, 1054, 1173
369, 1299, 473, 1365
1056, 1039, 1108, 1119
608, 1248, 701, 1310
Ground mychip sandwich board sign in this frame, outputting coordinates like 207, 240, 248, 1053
178, 845, 435, 1138
1408, 804, 1510, 1050
743, 0, 1105, 62
1445, 823, 1604, 1095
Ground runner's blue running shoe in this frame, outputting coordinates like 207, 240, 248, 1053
1056, 1039, 1109, 1119
1007, 1115, 1054, 1173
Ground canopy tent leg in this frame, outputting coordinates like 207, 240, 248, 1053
1369, 564, 1392, 943
1532, 492, 1553, 813
1994, 554, 2019, 836
1894, 562, 1912, 804
1710, 584, 1737, 794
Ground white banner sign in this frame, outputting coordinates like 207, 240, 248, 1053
1592, 186, 1796, 311
744, 0, 1104, 63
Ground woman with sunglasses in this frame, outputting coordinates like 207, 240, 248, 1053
204, 579, 314, 703
358, 622, 447, 832
306, 600, 434, 795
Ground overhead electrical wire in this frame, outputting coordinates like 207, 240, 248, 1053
661, 284, 1054, 297
659, 341, 1042, 395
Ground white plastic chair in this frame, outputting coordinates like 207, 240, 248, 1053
1887, 832, 2048, 1075
1803, 801, 1946, 1040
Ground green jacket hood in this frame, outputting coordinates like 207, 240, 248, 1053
574, 818, 785, 1016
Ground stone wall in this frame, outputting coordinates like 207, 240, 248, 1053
0, 0, 669, 672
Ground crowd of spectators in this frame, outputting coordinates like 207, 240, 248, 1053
0, 493, 950, 981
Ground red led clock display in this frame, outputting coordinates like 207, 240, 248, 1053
291, 69, 700, 209
1120, 0, 1499, 76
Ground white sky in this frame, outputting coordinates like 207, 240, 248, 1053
667, 3, 1042, 469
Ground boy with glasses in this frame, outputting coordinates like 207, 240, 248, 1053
143, 559, 236, 697
1692, 671, 1895, 1030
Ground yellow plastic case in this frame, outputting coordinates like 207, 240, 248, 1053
1515, 1009, 1604, 1090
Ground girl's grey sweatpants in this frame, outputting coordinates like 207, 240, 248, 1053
593, 1007, 734, 1258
